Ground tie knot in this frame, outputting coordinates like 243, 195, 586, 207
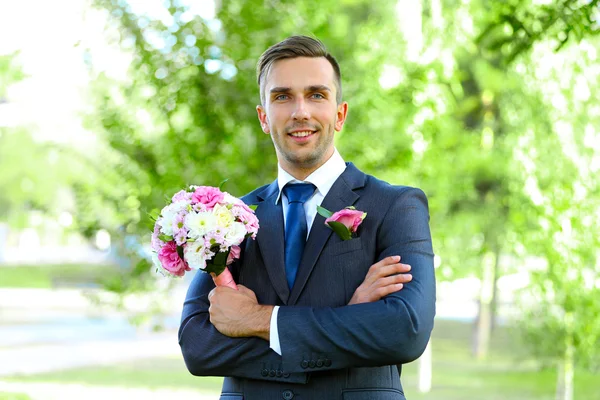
283, 183, 316, 204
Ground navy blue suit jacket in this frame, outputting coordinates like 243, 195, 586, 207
179, 163, 436, 400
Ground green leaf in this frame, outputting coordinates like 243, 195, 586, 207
327, 221, 352, 241
158, 234, 173, 242
218, 178, 229, 191
317, 205, 333, 219
147, 208, 160, 221
176, 245, 184, 260
248, 204, 258, 211
213, 250, 229, 267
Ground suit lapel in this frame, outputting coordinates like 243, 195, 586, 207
288, 163, 365, 305
254, 181, 290, 304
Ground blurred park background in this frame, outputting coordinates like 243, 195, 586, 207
1, 0, 599, 399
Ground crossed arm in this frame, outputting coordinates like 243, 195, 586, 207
179, 188, 435, 379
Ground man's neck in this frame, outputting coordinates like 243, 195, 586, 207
279, 150, 335, 181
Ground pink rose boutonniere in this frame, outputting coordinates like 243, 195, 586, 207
317, 205, 367, 241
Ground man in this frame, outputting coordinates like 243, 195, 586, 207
179, 36, 435, 400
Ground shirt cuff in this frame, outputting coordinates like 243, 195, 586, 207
269, 305, 282, 355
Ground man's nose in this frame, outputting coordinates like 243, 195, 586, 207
291, 98, 310, 120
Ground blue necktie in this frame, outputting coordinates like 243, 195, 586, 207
283, 183, 316, 290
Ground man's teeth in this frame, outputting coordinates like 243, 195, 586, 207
290, 131, 314, 137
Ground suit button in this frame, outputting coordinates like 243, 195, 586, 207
324, 359, 332, 367
282, 389, 294, 399
269, 369, 276, 377
283, 372, 291, 378
276, 370, 283, 377
301, 360, 309, 369
309, 360, 316, 368
316, 359, 324, 367
261, 368, 269, 377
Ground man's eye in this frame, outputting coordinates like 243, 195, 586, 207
311, 93, 325, 99
275, 94, 289, 101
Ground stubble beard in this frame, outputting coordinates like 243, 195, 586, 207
275, 125, 335, 172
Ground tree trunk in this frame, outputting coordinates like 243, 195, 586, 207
556, 320, 575, 400
472, 251, 496, 360
417, 338, 432, 393
490, 246, 501, 332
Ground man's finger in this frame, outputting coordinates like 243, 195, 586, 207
366, 256, 401, 281
376, 273, 412, 288
378, 262, 411, 277
374, 283, 403, 299
369, 256, 401, 272
208, 288, 217, 300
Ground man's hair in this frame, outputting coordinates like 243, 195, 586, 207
256, 35, 343, 105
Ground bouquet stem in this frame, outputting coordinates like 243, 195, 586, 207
211, 267, 238, 290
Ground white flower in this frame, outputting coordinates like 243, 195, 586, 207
223, 192, 245, 207
224, 221, 248, 246
213, 203, 235, 228
158, 200, 189, 236
184, 241, 206, 270
185, 211, 217, 239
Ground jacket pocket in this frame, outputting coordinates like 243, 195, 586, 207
219, 393, 243, 400
342, 388, 406, 400
323, 237, 363, 256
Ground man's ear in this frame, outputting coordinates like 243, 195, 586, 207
335, 101, 348, 132
256, 105, 270, 134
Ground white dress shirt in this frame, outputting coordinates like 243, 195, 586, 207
269, 148, 347, 355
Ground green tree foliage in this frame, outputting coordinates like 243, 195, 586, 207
477, 0, 600, 64
507, 36, 600, 398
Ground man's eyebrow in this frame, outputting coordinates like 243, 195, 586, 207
270, 87, 291, 94
307, 85, 331, 92
269, 85, 332, 94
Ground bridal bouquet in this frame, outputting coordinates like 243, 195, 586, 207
150, 185, 259, 289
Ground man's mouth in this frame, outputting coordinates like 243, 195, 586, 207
289, 130, 316, 137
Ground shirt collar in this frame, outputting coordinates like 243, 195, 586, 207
276, 148, 346, 204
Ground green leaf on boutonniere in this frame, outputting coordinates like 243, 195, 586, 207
317, 205, 333, 219
248, 204, 258, 211
159, 234, 173, 242
327, 221, 352, 241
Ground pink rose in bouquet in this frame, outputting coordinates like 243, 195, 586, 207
191, 186, 225, 209
157, 241, 190, 277
151, 185, 259, 289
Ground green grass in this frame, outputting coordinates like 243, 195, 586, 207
6, 320, 600, 399
0, 393, 31, 400
7, 356, 223, 393
0, 264, 120, 289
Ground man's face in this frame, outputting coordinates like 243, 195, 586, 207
257, 57, 348, 178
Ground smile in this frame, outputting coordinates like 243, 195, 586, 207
289, 131, 315, 137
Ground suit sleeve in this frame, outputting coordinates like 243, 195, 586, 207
277, 187, 436, 372
178, 263, 308, 383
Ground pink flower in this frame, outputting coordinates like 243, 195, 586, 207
233, 206, 259, 239
325, 209, 366, 233
171, 190, 192, 203
158, 241, 189, 277
191, 186, 224, 209
151, 224, 165, 252
226, 245, 241, 265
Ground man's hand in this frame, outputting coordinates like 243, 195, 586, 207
348, 256, 412, 305
208, 284, 273, 341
